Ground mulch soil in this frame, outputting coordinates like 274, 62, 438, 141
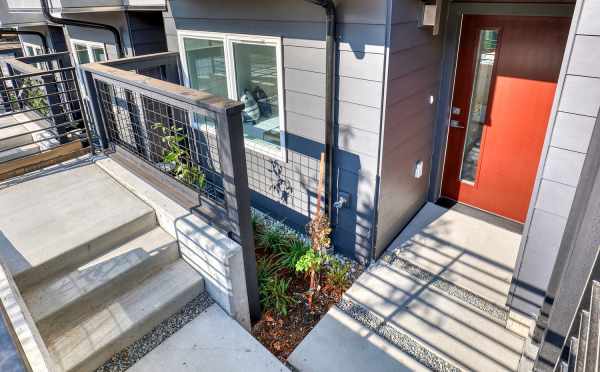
251, 246, 345, 362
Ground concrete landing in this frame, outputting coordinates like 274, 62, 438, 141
289, 202, 526, 372
128, 304, 289, 372
0, 163, 155, 287
391, 202, 521, 307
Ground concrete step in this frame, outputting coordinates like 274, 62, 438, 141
569, 337, 579, 372
389, 202, 521, 308
0, 143, 40, 163
585, 282, 600, 372
295, 260, 526, 372
0, 164, 158, 290
577, 311, 590, 372
0, 122, 34, 152
128, 303, 289, 372
43, 260, 204, 372
23, 227, 179, 331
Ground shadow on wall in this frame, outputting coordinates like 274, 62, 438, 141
251, 132, 376, 264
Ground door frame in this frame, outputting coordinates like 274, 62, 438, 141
430, 2, 574, 206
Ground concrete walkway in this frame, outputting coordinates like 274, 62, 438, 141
289, 202, 526, 372
129, 304, 289, 372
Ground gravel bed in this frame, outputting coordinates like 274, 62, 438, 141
336, 298, 461, 372
381, 251, 509, 323
95, 292, 214, 372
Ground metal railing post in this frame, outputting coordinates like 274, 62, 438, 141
83, 70, 109, 149
41, 74, 70, 144
215, 105, 261, 322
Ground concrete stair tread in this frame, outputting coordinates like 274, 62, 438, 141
390, 202, 521, 308
0, 164, 156, 288
585, 282, 600, 372
44, 260, 204, 372
128, 304, 289, 372
342, 261, 525, 371
0, 123, 33, 151
570, 337, 579, 372
289, 305, 431, 372
23, 227, 179, 326
0, 142, 40, 162
577, 311, 590, 372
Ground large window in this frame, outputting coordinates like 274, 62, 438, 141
178, 31, 285, 159
71, 40, 107, 65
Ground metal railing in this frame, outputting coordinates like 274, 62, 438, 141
0, 52, 92, 181
82, 52, 260, 320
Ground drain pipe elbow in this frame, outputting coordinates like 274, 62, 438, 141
0, 29, 49, 54
40, 0, 124, 58
303, 0, 337, 220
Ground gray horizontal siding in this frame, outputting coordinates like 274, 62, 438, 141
510, 0, 598, 316
163, 0, 388, 262
373, 0, 443, 258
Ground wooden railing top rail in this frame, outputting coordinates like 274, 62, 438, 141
82, 52, 244, 115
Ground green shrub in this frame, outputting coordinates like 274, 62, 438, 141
259, 276, 295, 317
153, 123, 205, 190
295, 249, 327, 275
256, 224, 290, 252
326, 259, 351, 292
279, 238, 310, 271
256, 256, 295, 317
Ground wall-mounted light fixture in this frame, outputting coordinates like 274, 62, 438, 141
419, 0, 443, 35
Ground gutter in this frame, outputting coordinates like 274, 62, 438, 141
302, 0, 336, 219
0, 29, 48, 53
40, 0, 125, 58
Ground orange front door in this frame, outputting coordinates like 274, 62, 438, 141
441, 15, 570, 222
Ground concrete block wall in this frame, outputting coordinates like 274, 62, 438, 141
510, 0, 600, 317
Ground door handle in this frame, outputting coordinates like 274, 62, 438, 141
450, 120, 465, 129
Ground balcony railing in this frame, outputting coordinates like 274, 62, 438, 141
81, 51, 259, 318
6, 0, 166, 13
0, 51, 92, 180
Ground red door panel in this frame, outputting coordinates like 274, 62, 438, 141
441, 15, 570, 222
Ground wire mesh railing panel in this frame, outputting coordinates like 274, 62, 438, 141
95, 80, 226, 206
0, 55, 92, 180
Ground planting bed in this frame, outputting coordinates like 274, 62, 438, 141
250, 210, 363, 362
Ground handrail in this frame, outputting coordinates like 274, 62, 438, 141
82, 57, 244, 115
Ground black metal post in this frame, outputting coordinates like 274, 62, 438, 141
215, 105, 261, 322
83, 71, 109, 149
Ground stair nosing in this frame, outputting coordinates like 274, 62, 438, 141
381, 251, 511, 325
336, 297, 463, 372
25, 228, 179, 327
15, 209, 158, 290
45, 260, 204, 372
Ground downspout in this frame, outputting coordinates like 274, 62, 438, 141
40, 0, 125, 58
0, 29, 48, 53
303, 0, 336, 220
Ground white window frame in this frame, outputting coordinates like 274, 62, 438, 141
177, 30, 287, 161
22, 42, 43, 57
69, 38, 108, 66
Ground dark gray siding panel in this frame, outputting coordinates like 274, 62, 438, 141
373, 0, 444, 258
164, 0, 388, 262
126, 11, 168, 55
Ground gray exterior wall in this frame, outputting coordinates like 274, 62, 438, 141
374, 0, 443, 257
163, 0, 389, 262
126, 11, 167, 55
509, 0, 598, 317
62, 12, 135, 59
17, 25, 67, 54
